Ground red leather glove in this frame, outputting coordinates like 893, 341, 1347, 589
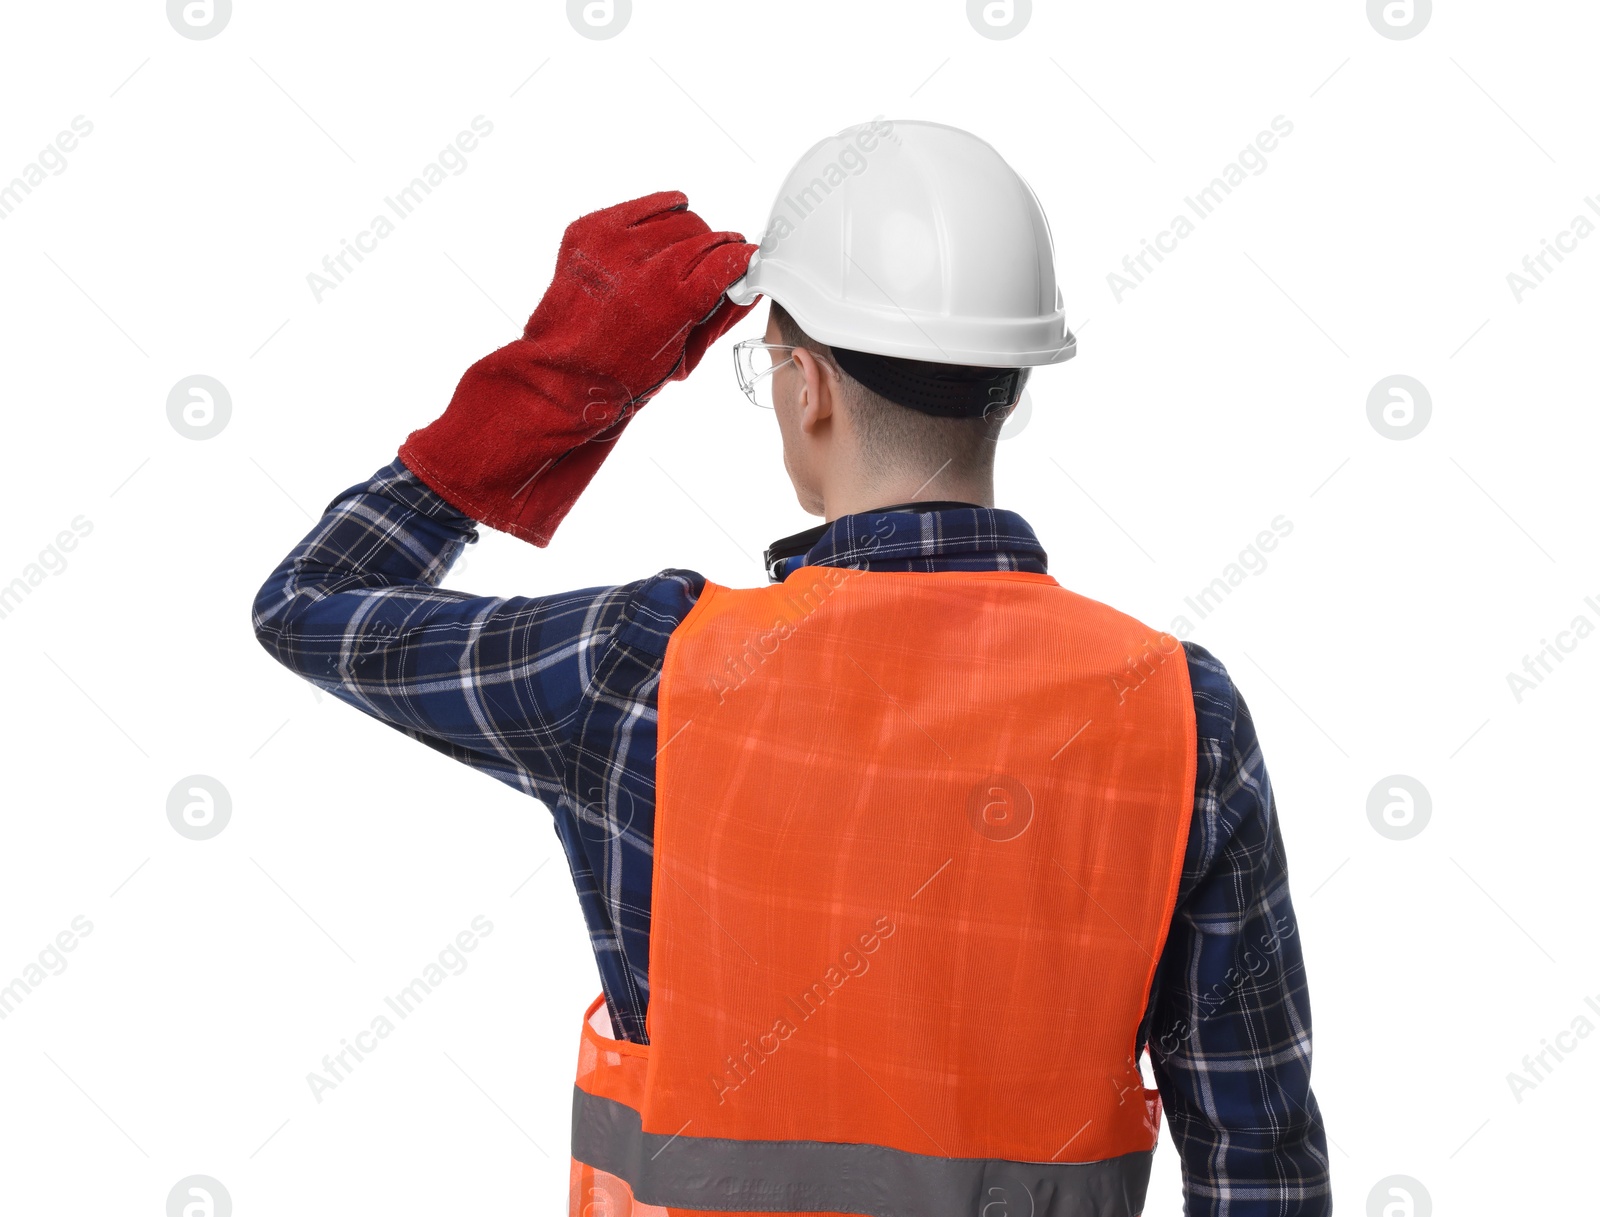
398, 191, 756, 545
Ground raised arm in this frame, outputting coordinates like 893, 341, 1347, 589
251, 457, 640, 802
251, 190, 755, 797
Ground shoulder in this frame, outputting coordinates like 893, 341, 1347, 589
1179, 639, 1262, 779
1177, 641, 1274, 882
1046, 583, 1187, 658
1181, 640, 1245, 741
604, 569, 709, 659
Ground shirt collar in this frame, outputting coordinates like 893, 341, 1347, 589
763, 502, 1050, 582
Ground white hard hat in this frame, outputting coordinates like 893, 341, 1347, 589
727, 119, 1075, 369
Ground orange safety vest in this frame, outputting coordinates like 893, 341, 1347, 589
569, 567, 1196, 1217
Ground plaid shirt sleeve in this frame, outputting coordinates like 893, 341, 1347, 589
1144, 643, 1332, 1215
253, 458, 598, 800
250, 458, 696, 1036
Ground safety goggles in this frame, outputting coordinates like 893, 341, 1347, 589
731, 340, 797, 410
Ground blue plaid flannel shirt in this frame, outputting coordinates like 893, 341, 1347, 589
253, 458, 1330, 1214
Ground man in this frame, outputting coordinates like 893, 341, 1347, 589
254, 121, 1329, 1216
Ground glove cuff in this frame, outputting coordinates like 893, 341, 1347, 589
398, 343, 642, 547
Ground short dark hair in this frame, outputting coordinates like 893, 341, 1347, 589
768, 302, 1010, 478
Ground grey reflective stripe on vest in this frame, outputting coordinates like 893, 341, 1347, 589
572, 1087, 1152, 1217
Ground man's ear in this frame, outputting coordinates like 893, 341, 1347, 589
793, 348, 836, 435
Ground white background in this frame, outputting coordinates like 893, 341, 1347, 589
2, 1, 1596, 1213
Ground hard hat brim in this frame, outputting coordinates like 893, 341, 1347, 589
728, 271, 1077, 369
